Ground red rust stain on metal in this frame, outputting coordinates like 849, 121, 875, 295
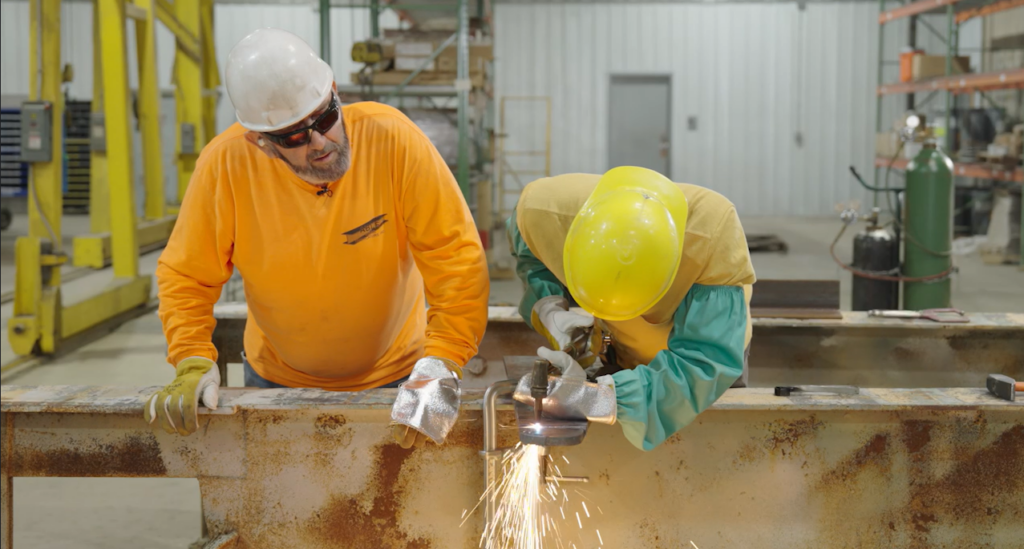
733, 416, 823, 466
820, 433, 890, 485
314, 414, 347, 434
309, 443, 431, 548
911, 511, 937, 533
815, 421, 1023, 547
244, 410, 286, 427
902, 424, 1024, 547
901, 420, 934, 455
635, 518, 670, 549
891, 345, 920, 363
442, 419, 483, 448
13, 433, 166, 477
767, 415, 824, 453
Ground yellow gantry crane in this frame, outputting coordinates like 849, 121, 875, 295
8, 0, 218, 357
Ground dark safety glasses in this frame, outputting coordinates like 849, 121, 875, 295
262, 95, 340, 149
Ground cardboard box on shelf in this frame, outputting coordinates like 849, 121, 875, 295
911, 55, 970, 81
437, 55, 489, 74
900, 49, 924, 83
395, 41, 435, 57
394, 57, 436, 72
390, 39, 493, 61
350, 70, 485, 88
876, 132, 901, 158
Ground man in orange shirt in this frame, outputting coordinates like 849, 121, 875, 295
145, 29, 488, 448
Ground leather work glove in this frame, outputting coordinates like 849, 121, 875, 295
513, 347, 617, 425
390, 356, 463, 449
531, 296, 603, 368
145, 357, 220, 436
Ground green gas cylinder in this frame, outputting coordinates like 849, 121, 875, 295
903, 142, 953, 310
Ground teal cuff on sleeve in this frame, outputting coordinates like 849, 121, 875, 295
612, 284, 747, 451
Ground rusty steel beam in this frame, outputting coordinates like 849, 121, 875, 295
1, 383, 1021, 548
2, 411, 11, 548
212, 305, 1024, 388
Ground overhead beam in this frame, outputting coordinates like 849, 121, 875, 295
125, 1, 147, 19
154, 0, 202, 63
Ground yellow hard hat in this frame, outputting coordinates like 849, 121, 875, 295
563, 167, 688, 321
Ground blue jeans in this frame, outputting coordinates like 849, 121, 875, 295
242, 353, 408, 389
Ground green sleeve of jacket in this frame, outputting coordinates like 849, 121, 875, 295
506, 209, 568, 328
611, 284, 747, 451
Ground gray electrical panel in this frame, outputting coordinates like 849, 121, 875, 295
20, 101, 53, 163
90, 112, 106, 152
180, 123, 196, 155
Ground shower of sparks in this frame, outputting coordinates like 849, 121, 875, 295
690, 542, 700, 549
597, 530, 603, 545
461, 443, 602, 548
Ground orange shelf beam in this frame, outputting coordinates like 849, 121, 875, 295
878, 69, 1024, 95
879, 0, 962, 24
956, 0, 1024, 23
875, 157, 1023, 183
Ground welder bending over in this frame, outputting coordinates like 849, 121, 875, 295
509, 167, 755, 451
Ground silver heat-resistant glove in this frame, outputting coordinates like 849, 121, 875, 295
390, 357, 462, 447
513, 347, 617, 425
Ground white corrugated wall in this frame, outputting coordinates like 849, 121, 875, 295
494, 3, 981, 216
1, 1, 988, 216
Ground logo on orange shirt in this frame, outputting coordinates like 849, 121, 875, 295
343, 214, 388, 245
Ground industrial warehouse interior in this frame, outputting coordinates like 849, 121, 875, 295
0, 0, 1022, 547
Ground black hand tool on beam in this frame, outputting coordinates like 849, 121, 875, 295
986, 374, 1024, 402
775, 385, 860, 397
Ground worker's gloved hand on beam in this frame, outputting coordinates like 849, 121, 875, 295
513, 347, 617, 425
390, 356, 463, 449
144, 357, 220, 436
531, 296, 603, 368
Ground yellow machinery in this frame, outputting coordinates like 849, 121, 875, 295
8, 0, 218, 356
74, 0, 219, 269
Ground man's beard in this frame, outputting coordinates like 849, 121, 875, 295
272, 124, 351, 184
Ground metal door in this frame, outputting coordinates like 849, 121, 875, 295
608, 75, 671, 175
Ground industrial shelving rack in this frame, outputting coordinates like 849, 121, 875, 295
327, 0, 493, 208
874, 0, 1024, 264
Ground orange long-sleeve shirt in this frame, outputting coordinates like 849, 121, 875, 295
156, 102, 489, 390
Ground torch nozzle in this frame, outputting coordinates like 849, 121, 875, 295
530, 359, 550, 422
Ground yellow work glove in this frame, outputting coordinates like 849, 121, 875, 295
390, 356, 462, 449
144, 357, 220, 436
531, 296, 603, 369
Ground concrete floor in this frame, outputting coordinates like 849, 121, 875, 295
2, 213, 1022, 546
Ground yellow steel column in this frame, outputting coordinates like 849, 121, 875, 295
97, 0, 140, 279
134, 0, 165, 220
9, 0, 64, 355
26, 0, 64, 252
89, 0, 111, 234
200, 0, 219, 142
174, 0, 203, 203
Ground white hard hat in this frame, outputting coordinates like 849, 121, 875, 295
225, 28, 335, 132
